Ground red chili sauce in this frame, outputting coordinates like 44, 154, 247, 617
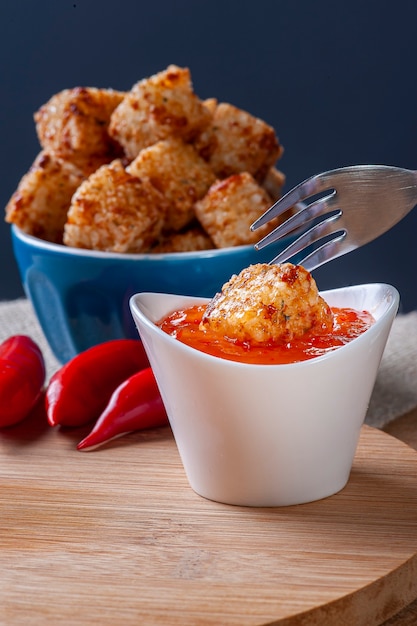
158, 305, 375, 365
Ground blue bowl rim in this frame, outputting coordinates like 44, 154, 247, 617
11, 224, 265, 262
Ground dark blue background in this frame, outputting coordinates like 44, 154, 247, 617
1, 0, 416, 310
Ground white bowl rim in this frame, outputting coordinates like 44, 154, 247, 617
130, 282, 400, 370
11, 224, 264, 261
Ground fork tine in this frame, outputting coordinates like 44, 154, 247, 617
269, 212, 343, 265
295, 232, 348, 271
254, 192, 338, 250
251, 174, 323, 230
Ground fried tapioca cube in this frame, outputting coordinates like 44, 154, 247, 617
201, 98, 218, 114
194, 102, 283, 181
194, 172, 279, 248
5, 151, 85, 243
63, 159, 168, 253
151, 225, 214, 253
108, 65, 212, 160
127, 138, 216, 232
262, 167, 286, 201
34, 87, 125, 174
201, 263, 333, 345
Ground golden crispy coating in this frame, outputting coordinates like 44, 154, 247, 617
202, 98, 218, 114
34, 87, 125, 174
262, 167, 286, 201
194, 172, 280, 248
108, 65, 212, 160
151, 225, 214, 253
201, 263, 333, 344
195, 102, 283, 181
127, 138, 216, 232
5, 66, 288, 256
63, 160, 168, 252
5, 151, 85, 243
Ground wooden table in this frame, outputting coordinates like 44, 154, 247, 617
381, 406, 417, 625
1, 399, 417, 625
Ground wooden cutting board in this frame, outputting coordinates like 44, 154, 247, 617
1, 405, 417, 626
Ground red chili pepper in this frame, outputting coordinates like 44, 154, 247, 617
77, 367, 168, 451
0, 335, 45, 427
46, 339, 150, 427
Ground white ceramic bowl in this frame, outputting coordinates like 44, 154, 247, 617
130, 283, 399, 507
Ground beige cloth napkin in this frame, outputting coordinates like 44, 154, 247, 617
366, 310, 417, 427
0, 298, 416, 429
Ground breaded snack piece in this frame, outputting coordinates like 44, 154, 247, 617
127, 138, 216, 232
201, 263, 333, 345
34, 87, 125, 174
202, 97, 218, 114
151, 225, 214, 253
194, 172, 280, 248
63, 159, 168, 252
195, 102, 283, 181
5, 151, 85, 243
262, 167, 286, 201
108, 65, 212, 160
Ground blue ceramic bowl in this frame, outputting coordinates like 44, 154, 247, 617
11, 224, 292, 364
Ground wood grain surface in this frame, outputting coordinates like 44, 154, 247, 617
1, 404, 417, 626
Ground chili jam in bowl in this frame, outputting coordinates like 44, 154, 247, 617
130, 277, 399, 507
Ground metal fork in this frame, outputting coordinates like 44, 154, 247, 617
251, 165, 417, 270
